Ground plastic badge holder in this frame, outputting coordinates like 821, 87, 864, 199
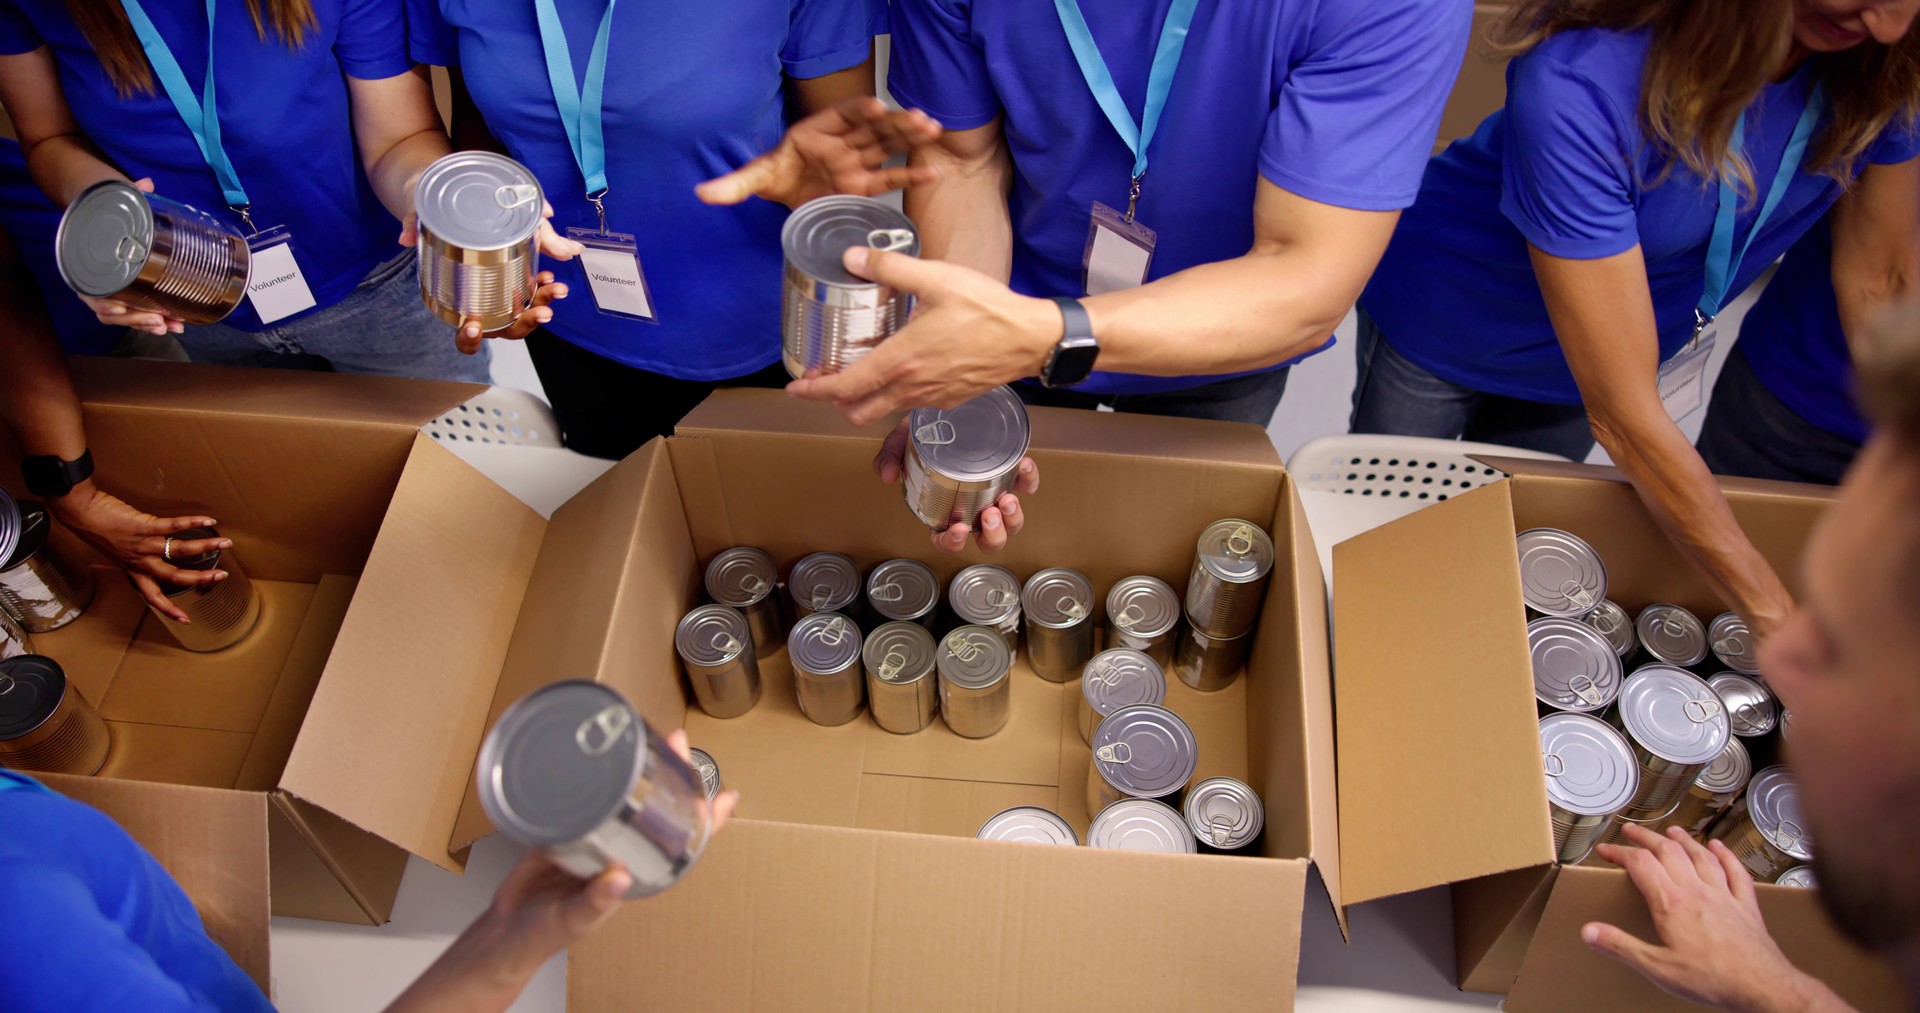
568, 227, 658, 323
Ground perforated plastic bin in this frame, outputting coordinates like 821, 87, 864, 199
1287, 434, 1569, 504
424, 388, 561, 448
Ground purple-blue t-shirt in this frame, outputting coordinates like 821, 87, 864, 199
0, 0, 416, 333
0, 139, 124, 354
1737, 219, 1867, 443
408, 0, 884, 380
887, 0, 1470, 395
1361, 28, 1920, 405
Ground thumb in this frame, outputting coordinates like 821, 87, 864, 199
1582, 921, 1665, 974
696, 157, 779, 206
132, 177, 156, 193
843, 245, 942, 295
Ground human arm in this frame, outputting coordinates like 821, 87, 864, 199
902, 119, 1012, 282
1828, 156, 1920, 353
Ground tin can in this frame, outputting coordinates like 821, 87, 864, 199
151, 526, 262, 652
1774, 865, 1818, 889
865, 558, 940, 629
1581, 599, 1638, 659
674, 605, 762, 719
1530, 617, 1623, 714
1516, 528, 1608, 618
1540, 712, 1639, 864
789, 552, 863, 624
1184, 776, 1265, 853
1185, 519, 1275, 639
1105, 575, 1181, 668
0, 609, 30, 661
787, 612, 865, 726
977, 806, 1079, 846
1709, 765, 1813, 883
949, 564, 1021, 652
1707, 673, 1777, 738
686, 747, 723, 800
1022, 567, 1095, 683
1612, 665, 1732, 821
1086, 798, 1195, 854
1636, 603, 1708, 668
1779, 708, 1794, 740
902, 386, 1031, 532
936, 625, 1013, 738
1644, 737, 1751, 840
0, 655, 110, 775
414, 152, 542, 333
704, 547, 788, 654
1087, 704, 1198, 817
863, 621, 938, 735
1077, 648, 1167, 746
782, 195, 918, 378
0, 493, 95, 633
1173, 623, 1250, 692
476, 680, 710, 898
1708, 612, 1762, 675
56, 180, 248, 324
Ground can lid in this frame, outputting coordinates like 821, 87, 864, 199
1618, 665, 1731, 765
1746, 766, 1813, 860
866, 559, 940, 622
1707, 673, 1778, 737
1105, 576, 1180, 638
675, 605, 751, 666
1087, 798, 1195, 853
1529, 617, 1624, 713
1022, 568, 1093, 630
1636, 604, 1709, 667
863, 621, 936, 684
0, 500, 49, 573
56, 180, 155, 297
936, 625, 1012, 689
0, 655, 66, 741
1774, 865, 1818, 889
1516, 528, 1608, 617
0, 487, 20, 570
1708, 612, 1762, 675
1581, 599, 1638, 658
475, 680, 641, 846
949, 565, 1021, 624
781, 194, 918, 286
977, 806, 1079, 846
704, 547, 777, 608
1080, 648, 1166, 719
788, 612, 863, 676
1694, 736, 1752, 795
1091, 704, 1198, 798
1183, 777, 1265, 849
1779, 708, 1794, 739
1194, 519, 1275, 584
907, 386, 1030, 484
790, 552, 861, 613
413, 152, 544, 252
685, 747, 722, 800
1539, 712, 1640, 816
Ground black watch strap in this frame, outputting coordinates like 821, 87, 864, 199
22, 449, 94, 498
1051, 296, 1092, 345
1041, 297, 1100, 388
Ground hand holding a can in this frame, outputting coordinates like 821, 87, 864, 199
875, 417, 1039, 554
71, 178, 186, 337
696, 97, 943, 209
45, 484, 228, 623
400, 188, 577, 354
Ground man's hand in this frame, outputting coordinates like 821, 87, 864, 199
697, 97, 942, 210
45, 481, 227, 622
873, 419, 1039, 554
79, 178, 185, 336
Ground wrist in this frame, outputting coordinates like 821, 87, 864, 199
1017, 295, 1064, 376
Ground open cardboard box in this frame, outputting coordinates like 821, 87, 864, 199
1332, 458, 1909, 1011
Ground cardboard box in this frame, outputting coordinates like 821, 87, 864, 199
1434, 4, 1515, 152
1332, 458, 1909, 1010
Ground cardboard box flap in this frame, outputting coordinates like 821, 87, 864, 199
1283, 478, 1346, 933
1472, 454, 1842, 505
1333, 484, 1553, 905
67, 356, 477, 429
280, 435, 545, 871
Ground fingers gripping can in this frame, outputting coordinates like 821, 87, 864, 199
1105, 575, 1181, 668
903, 386, 1031, 532
152, 526, 263, 653
1022, 567, 1095, 683
936, 625, 1013, 739
949, 564, 1021, 652
56, 180, 249, 324
864, 621, 938, 735
782, 195, 918, 378
788, 613, 866, 727
704, 547, 788, 655
414, 152, 543, 334
0, 492, 95, 634
674, 605, 762, 719
0, 654, 111, 775
686, 747, 724, 801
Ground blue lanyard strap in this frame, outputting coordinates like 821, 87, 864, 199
534, 0, 614, 203
118, 0, 250, 220
1699, 80, 1827, 324
1052, 0, 1199, 211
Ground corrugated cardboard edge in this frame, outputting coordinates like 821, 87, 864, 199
1451, 863, 1559, 993
1474, 454, 1842, 505
65, 355, 478, 429
269, 791, 411, 925
1283, 475, 1346, 937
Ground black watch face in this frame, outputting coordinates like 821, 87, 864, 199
1048, 343, 1100, 388
21, 457, 67, 497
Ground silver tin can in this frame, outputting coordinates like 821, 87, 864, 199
1708, 612, 1762, 675
863, 621, 938, 735
789, 552, 863, 622
1105, 575, 1181, 668
56, 180, 248, 325
936, 625, 1013, 739
704, 547, 788, 654
1516, 528, 1608, 618
1774, 865, 1818, 889
1077, 648, 1167, 746
1581, 599, 1638, 658
782, 195, 917, 378
1644, 737, 1751, 840
977, 806, 1079, 846
1087, 704, 1198, 817
1636, 603, 1709, 668
1022, 567, 1095, 683
0, 494, 95, 633
787, 613, 865, 726
674, 605, 762, 719
1613, 665, 1732, 820
902, 386, 1030, 531
1173, 623, 1250, 692
414, 152, 543, 333
1529, 617, 1624, 714
686, 747, 723, 800
1540, 712, 1639, 864
866, 558, 940, 629
1185, 519, 1275, 639
949, 564, 1021, 652
1086, 798, 1195, 854
476, 681, 711, 899
1184, 776, 1265, 853
1707, 673, 1777, 738
0, 654, 111, 775
1779, 708, 1794, 740
1710, 765, 1814, 883
152, 526, 263, 653
0, 608, 31, 661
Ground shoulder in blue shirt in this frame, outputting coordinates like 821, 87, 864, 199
1737, 219, 1867, 443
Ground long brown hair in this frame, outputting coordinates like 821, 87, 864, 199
1497, 0, 1920, 194
66, 1, 316, 97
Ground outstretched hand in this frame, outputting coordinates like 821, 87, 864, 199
872, 419, 1039, 554
697, 96, 942, 210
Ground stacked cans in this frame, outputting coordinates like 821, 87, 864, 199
1644, 737, 1751, 839
789, 613, 865, 727
1600, 666, 1733, 836
902, 387, 1030, 532
1077, 648, 1165, 745
865, 559, 940, 630
865, 621, 938, 735
704, 547, 787, 654
1087, 704, 1197, 818
1022, 568, 1094, 683
1175, 520, 1273, 691
57, 180, 249, 324
1709, 765, 1814, 883
1104, 576, 1181, 668
950, 565, 1021, 652
0, 655, 111, 775
0, 492, 95, 633
937, 626, 1013, 738
782, 195, 917, 378
414, 152, 543, 333
1529, 616, 1623, 713
675, 604, 762, 719
151, 526, 262, 653
1539, 712, 1639, 863
790, 552, 863, 623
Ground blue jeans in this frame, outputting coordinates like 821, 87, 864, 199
1350, 309, 1596, 460
175, 251, 492, 384
1015, 367, 1290, 425
1695, 344, 1857, 486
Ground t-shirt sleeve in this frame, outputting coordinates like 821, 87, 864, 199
335, 0, 414, 79
0, 865, 212, 1013
0, 2, 43, 56
1865, 117, 1920, 165
1498, 50, 1641, 259
404, 0, 459, 68
1261, 0, 1471, 211
886, 0, 1000, 130
783, 0, 885, 81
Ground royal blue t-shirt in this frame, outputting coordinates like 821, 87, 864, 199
0, 0, 416, 333
408, 0, 884, 380
887, 0, 1469, 395
1362, 28, 1920, 405
0, 139, 124, 354
0, 772, 273, 1012
1738, 220, 1866, 443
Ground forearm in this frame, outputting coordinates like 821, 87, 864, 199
23, 133, 127, 207
1832, 240, 1917, 357
365, 127, 453, 223
905, 139, 1012, 281
383, 907, 542, 1013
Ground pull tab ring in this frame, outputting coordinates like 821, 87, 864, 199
575, 704, 632, 757
1590, 610, 1622, 635
1734, 701, 1764, 728
914, 419, 957, 446
1713, 636, 1742, 656
0, 676, 14, 695
1226, 524, 1256, 557
1095, 742, 1134, 765
114, 236, 146, 263
1570, 674, 1605, 707
878, 647, 909, 681
871, 582, 905, 603
1543, 751, 1567, 777
741, 575, 769, 595
1560, 580, 1595, 611
1114, 603, 1146, 630
986, 588, 1020, 608
1683, 697, 1723, 723
1089, 659, 1120, 686
1059, 597, 1088, 622
945, 633, 984, 664
496, 184, 540, 210
817, 615, 850, 646
810, 583, 832, 609
710, 633, 743, 656
867, 228, 915, 253
1772, 819, 1806, 852
1210, 815, 1234, 848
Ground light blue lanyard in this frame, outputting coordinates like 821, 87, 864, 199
534, 0, 614, 225
1052, 0, 1199, 222
118, 0, 252, 227
1698, 80, 1827, 327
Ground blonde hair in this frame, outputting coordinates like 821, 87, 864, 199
65, 1, 316, 97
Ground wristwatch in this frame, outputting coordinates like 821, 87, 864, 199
1040, 297, 1100, 389
21, 449, 94, 498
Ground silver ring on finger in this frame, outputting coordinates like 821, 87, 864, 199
163, 536, 173, 562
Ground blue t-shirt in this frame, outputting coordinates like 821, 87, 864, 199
1362, 28, 1920, 404
0, 139, 124, 354
888, 0, 1468, 395
408, 0, 884, 380
0, 0, 414, 333
1738, 219, 1866, 443
0, 772, 273, 1012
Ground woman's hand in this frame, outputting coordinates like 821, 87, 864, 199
697, 96, 942, 210
83, 179, 186, 336
45, 480, 227, 622
455, 271, 569, 355
873, 418, 1040, 554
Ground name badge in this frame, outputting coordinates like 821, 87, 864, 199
567, 226, 657, 323
1658, 325, 1717, 422
1082, 201, 1156, 297
244, 226, 317, 325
